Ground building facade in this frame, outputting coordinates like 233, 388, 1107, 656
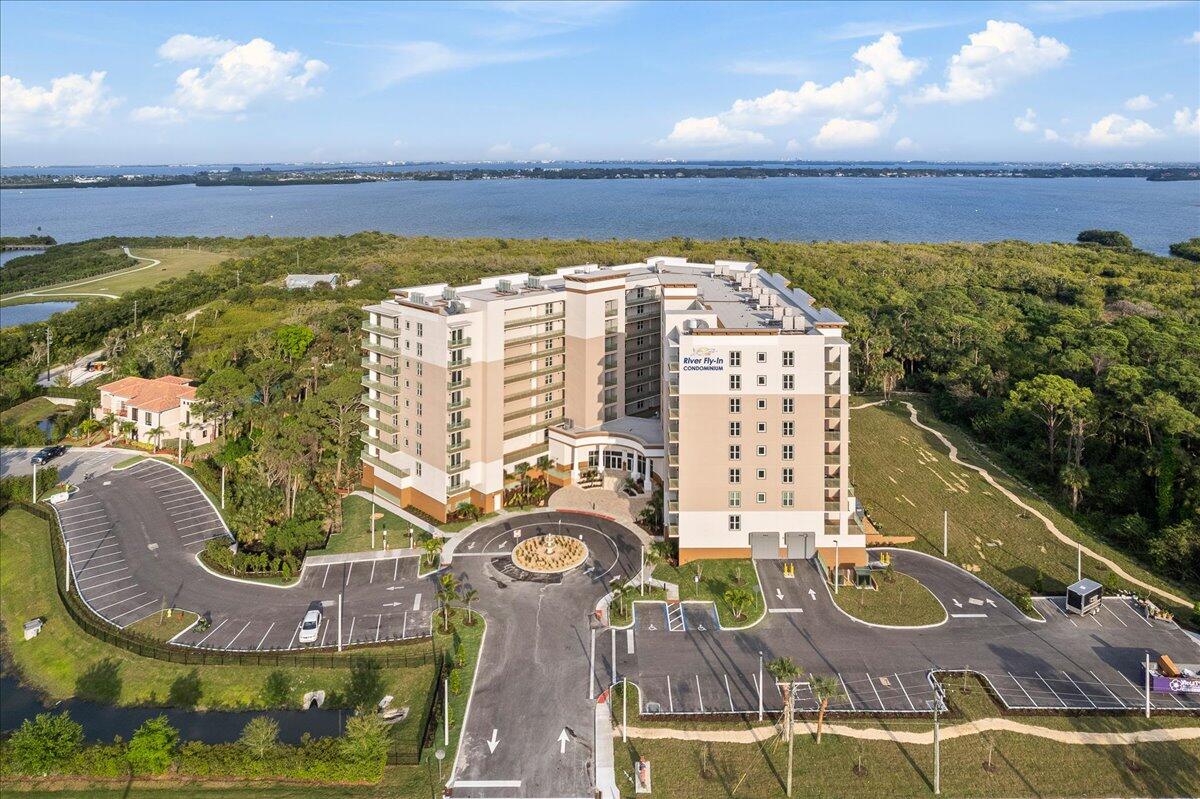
360, 257, 863, 568
95, 375, 218, 446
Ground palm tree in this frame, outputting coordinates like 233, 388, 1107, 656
723, 587, 754, 621
611, 581, 637, 622
100, 412, 117, 438
148, 425, 166, 450
438, 572, 460, 632
461, 587, 479, 624
809, 675, 844, 744
118, 419, 136, 441
767, 656, 804, 798
421, 536, 443, 571
78, 418, 101, 443
453, 500, 479, 522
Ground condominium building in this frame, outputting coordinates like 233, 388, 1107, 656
361, 257, 863, 568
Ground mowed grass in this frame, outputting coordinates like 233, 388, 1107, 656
652, 559, 763, 627
849, 400, 1195, 614
328, 495, 415, 555
1, 397, 72, 427
0, 248, 229, 304
831, 572, 946, 627
0, 507, 434, 710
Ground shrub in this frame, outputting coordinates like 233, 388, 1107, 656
240, 716, 280, 758
261, 669, 292, 706
1015, 589, 1034, 615
343, 657, 385, 711
340, 714, 389, 765
126, 715, 179, 775
1169, 237, 1200, 262
1077, 229, 1133, 248
6, 711, 83, 774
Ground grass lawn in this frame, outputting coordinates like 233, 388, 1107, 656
0, 507, 435, 710
831, 572, 946, 627
0, 397, 71, 427
113, 454, 145, 469
652, 559, 763, 627
330, 495, 421, 555
609, 590, 669, 627
849, 399, 1196, 616
124, 609, 198, 641
0, 248, 229, 305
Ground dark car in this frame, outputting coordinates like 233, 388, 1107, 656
30, 445, 67, 465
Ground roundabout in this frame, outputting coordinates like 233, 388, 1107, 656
512, 534, 588, 573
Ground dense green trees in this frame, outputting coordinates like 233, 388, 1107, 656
1077, 229, 1134, 248
0, 238, 133, 294
1170, 237, 1200, 262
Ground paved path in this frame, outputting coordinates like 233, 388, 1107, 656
5, 247, 159, 304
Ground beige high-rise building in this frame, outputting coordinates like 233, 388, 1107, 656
361, 257, 863, 568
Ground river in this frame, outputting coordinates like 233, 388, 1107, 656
2, 177, 1196, 254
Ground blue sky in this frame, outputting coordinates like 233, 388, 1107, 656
2, 0, 1198, 165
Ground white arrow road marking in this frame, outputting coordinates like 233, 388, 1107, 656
384, 601, 405, 608
386, 585, 405, 591
487, 729, 499, 753
807, 589, 817, 600
952, 598, 962, 607
558, 728, 569, 754
468, 542, 477, 550
985, 598, 996, 607
775, 588, 785, 601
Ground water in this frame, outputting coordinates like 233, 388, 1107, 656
0, 301, 80, 328
1, 249, 43, 267
0, 669, 344, 744
1, 176, 1196, 254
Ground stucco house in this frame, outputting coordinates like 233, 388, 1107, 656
95, 375, 218, 446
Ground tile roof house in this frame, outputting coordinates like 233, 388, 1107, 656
95, 375, 219, 446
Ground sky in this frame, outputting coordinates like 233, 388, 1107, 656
1, 0, 1198, 166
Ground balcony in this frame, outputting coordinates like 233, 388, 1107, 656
824, 453, 841, 465
447, 397, 471, 411
362, 396, 396, 415
668, 403, 679, 420
604, 338, 618, 354
447, 377, 471, 391
825, 406, 841, 419
503, 441, 549, 465
667, 379, 678, 396
624, 337, 661, 357
448, 336, 471, 350
362, 340, 402, 357
668, 424, 679, 443
825, 431, 842, 442
505, 328, 562, 348
505, 384, 559, 402
362, 322, 401, 337
504, 346, 564, 366
824, 523, 842, 535
504, 398, 564, 422
668, 500, 680, 514
505, 417, 561, 439
447, 459, 471, 475
504, 311, 565, 329
447, 479, 473, 496
362, 357, 400, 377
362, 412, 398, 435
447, 419, 470, 432
361, 431, 398, 453
625, 295, 660, 310
825, 377, 842, 395
603, 373, 619, 388
668, 477, 679, 491
447, 438, 470, 453
825, 477, 841, 489
667, 357, 679, 373
361, 453, 409, 482
504, 363, 565, 384
361, 377, 399, 394
448, 356, 472, 369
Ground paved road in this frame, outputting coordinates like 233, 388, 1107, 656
1, 447, 128, 482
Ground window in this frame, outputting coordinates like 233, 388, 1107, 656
544, 321, 554, 333
756, 468, 766, 480
782, 421, 794, 437
144, 411, 152, 424
756, 445, 767, 457
415, 462, 422, 476
729, 468, 741, 483
782, 467, 794, 483
757, 375, 767, 387
416, 402, 422, 416
729, 374, 741, 391
544, 409, 554, 420
756, 492, 766, 504
415, 442, 423, 456
782, 444, 794, 460
545, 302, 555, 315
756, 352, 767, 363
728, 491, 741, 508
729, 445, 741, 460
416, 322, 423, 337
605, 299, 617, 317
545, 357, 554, 368
757, 422, 766, 433
544, 392, 554, 403
783, 351, 794, 367
756, 398, 767, 410
782, 491, 795, 507
415, 422, 422, 437
729, 398, 741, 413
729, 421, 741, 437
416, 362, 423, 376
783, 375, 794, 390
729, 351, 741, 367
783, 398, 794, 413
588, 451, 599, 467
728, 515, 741, 532
405, 321, 411, 330
544, 339, 555, 351
416, 342, 423, 358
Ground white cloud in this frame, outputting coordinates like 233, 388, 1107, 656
480, 1, 631, 40
825, 18, 964, 41
661, 116, 769, 147
1190, 31, 1200, 43
912, 21, 1068, 104
380, 41, 559, 84
1028, 1, 1184, 21
1124, 94, 1156, 111
0, 71, 118, 136
1043, 128, 1061, 141
131, 105, 183, 124
728, 59, 812, 78
785, 138, 803, 153
1014, 108, 1039, 133
1079, 113, 1163, 147
169, 37, 327, 114
811, 112, 896, 149
721, 33, 922, 129
894, 136, 916, 151
1174, 107, 1200, 135
530, 142, 562, 158
157, 33, 237, 61
487, 142, 516, 157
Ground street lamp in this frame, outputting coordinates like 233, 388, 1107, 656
927, 693, 943, 795
434, 747, 446, 783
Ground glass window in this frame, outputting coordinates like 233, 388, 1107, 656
783, 444, 794, 460
756, 445, 766, 457
783, 398, 794, 413
756, 352, 766, 363
729, 351, 741, 367
729, 421, 741, 437
756, 492, 766, 504
729, 468, 741, 483
783, 351, 794, 367
729, 445, 741, 460
782, 491, 795, 507
783, 421, 794, 436
782, 467, 794, 483
728, 491, 741, 508
729, 515, 741, 531
756, 398, 767, 410
757, 422, 766, 433
729, 374, 741, 391
729, 398, 741, 413
783, 375, 794, 390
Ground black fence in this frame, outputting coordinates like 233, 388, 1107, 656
388, 655, 448, 765
8, 500, 438, 670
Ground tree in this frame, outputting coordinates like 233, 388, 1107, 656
767, 657, 803, 797
1006, 374, 1092, 474
1060, 463, 1090, 513
126, 715, 179, 775
100, 411, 117, 437
196, 367, 254, 436
340, 713, 389, 764
6, 711, 83, 774
344, 658, 385, 712
461, 586, 479, 624
239, 716, 279, 758
261, 669, 292, 706
275, 324, 315, 363
454, 500, 482, 522
723, 587, 754, 621
77, 417, 101, 441
438, 572, 460, 632
421, 536, 443, 571
1077, 229, 1133, 248
147, 425, 166, 449
118, 419, 136, 440
809, 675, 844, 744
875, 357, 904, 400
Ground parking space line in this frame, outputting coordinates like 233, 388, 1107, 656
89, 583, 140, 602
1005, 673, 1036, 706
896, 673, 916, 711
393, 558, 399, 582
179, 528, 222, 541
288, 622, 302, 649
346, 616, 356, 644
413, 593, 421, 611
666, 675, 674, 713
1062, 672, 1097, 708
76, 566, 128, 582
66, 519, 111, 531
68, 531, 112, 545
83, 542, 120, 553
322, 565, 331, 588
370, 561, 376, 584
695, 675, 705, 713
176, 517, 220, 530
376, 614, 382, 642
225, 620, 252, 649
1036, 672, 1066, 707
78, 557, 124, 572
97, 591, 147, 612
1123, 600, 1154, 627
319, 618, 329, 647
1090, 614, 1103, 627
1089, 671, 1127, 708
195, 619, 228, 646
724, 674, 735, 712
1103, 604, 1128, 627
110, 597, 158, 622
345, 562, 354, 586
866, 674, 885, 710
256, 622, 275, 650
837, 673, 855, 710
163, 497, 208, 509
83, 575, 133, 591
626, 629, 635, 655
402, 611, 408, 639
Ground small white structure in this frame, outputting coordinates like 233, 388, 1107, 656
1066, 578, 1103, 616
286, 273, 340, 290
23, 618, 43, 640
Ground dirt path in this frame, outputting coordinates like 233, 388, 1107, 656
622, 719, 1200, 746
870, 399, 1191, 610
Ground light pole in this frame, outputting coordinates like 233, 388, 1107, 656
32, 461, 38, 503
928, 697, 941, 795
1077, 544, 1082, 584
337, 593, 343, 652
757, 650, 764, 721
1145, 652, 1151, 719
444, 676, 450, 745
383, 524, 388, 552
622, 675, 628, 743
220, 465, 226, 509
409, 526, 414, 549
834, 538, 840, 595
943, 510, 948, 558
640, 545, 645, 596
65, 537, 71, 593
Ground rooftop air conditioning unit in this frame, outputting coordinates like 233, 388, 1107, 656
442, 287, 458, 301
447, 300, 467, 315
526, 276, 541, 289
497, 279, 514, 293
409, 292, 426, 306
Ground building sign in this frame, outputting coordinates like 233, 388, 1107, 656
682, 346, 725, 372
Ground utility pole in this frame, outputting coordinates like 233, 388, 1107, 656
834, 538, 840, 594
32, 462, 38, 503
1145, 652, 1151, 719
1077, 544, 1082, 584
220, 465, 226, 509
943, 510, 948, 558
443, 676, 450, 745
640, 545, 645, 596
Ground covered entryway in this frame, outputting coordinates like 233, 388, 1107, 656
785, 531, 815, 560
750, 531, 780, 560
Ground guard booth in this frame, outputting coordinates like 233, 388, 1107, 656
1066, 578, 1103, 616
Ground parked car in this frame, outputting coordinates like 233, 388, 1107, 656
297, 608, 322, 644
30, 445, 67, 465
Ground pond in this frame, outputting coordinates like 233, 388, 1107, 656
0, 665, 346, 744
0, 301, 79, 329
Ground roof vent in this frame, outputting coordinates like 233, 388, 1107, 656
447, 300, 467, 314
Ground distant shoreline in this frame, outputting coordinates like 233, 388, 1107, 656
2, 165, 1197, 190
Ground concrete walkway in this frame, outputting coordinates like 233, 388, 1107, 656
622, 719, 1200, 747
